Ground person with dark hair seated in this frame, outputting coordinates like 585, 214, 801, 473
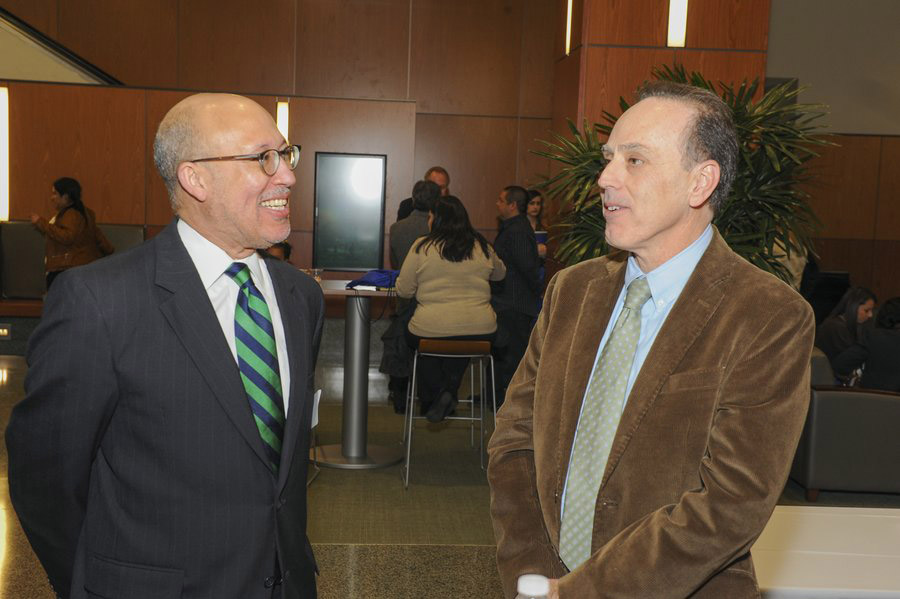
396, 195, 506, 422
815, 286, 876, 365
383, 179, 443, 412
833, 297, 900, 392
266, 240, 292, 262
30, 177, 114, 289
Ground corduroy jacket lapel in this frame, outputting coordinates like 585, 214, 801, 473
599, 232, 734, 490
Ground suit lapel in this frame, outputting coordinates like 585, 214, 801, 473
599, 232, 733, 489
266, 260, 312, 492
154, 223, 271, 469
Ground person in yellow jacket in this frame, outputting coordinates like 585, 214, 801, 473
30, 177, 114, 289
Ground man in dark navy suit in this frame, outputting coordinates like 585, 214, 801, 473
7, 93, 324, 599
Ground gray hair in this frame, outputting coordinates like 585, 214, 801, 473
637, 80, 738, 211
153, 112, 198, 211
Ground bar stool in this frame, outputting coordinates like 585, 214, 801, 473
402, 338, 496, 488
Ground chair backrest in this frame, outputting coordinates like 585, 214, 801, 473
97, 223, 144, 254
0, 221, 46, 298
810, 347, 835, 386
0, 221, 146, 299
418, 338, 491, 356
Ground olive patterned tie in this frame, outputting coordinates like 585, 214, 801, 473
558, 276, 653, 570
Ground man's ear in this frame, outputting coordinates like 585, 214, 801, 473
689, 160, 721, 209
176, 162, 209, 203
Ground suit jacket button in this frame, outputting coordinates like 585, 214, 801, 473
264, 576, 276, 588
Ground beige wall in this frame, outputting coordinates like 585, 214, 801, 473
767, 0, 900, 135
767, 1, 900, 299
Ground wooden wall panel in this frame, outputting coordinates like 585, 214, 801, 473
802, 136, 881, 240
295, 0, 409, 100
875, 136, 900, 241
144, 90, 193, 226
291, 97, 416, 233
517, 118, 552, 188
57, 0, 178, 88
812, 238, 875, 287
414, 113, 518, 230
519, 0, 557, 118
673, 49, 766, 93
284, 230, 311, 269
8, 82, 145, 224
551, 46, 584, 135
584, 0, 667, 46
686, 0, 770, 51
582, 46, 675, 125
871, 240, 900, 301
178, 0, 295, 95
409, 0, 523, 116
0, 0, 57, 37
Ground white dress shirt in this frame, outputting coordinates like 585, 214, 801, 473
177, 219, 291, 414
561, 224, 714, 517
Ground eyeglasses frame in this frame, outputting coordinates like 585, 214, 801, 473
188, 144, 302, 176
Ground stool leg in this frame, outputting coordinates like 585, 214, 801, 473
479, 358, 485, 470
469, 358, 475, 447
403, 352, 418, 488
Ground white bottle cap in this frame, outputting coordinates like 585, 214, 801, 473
517, 574, 550, 596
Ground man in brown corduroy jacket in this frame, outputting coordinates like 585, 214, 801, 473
487, 81, 814, 599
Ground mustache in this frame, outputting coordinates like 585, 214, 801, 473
260, 187, 291, 201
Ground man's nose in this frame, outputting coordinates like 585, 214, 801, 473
273, 156, 297, 187
597, 160, 618, 191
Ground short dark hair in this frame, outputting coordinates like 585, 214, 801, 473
503, 185, 529, 214
269, 241, 292, 260
412, 179, 441, 212
875, 297, 900, 330
424, 166, 450, 185
636, 80, 738, 211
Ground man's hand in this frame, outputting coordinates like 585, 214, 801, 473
29, 213, 41, 224
548, 578, 560, 599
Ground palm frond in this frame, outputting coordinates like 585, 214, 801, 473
533, 63, 831, 283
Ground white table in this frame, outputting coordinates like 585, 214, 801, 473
753, 506, 900, 598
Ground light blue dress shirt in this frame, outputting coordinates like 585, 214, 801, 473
560, 224, 713, 517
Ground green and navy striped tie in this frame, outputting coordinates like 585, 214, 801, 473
226, 262, 285, 472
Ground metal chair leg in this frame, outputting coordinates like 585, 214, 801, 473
403, 351, 419, 488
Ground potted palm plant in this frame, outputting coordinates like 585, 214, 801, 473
537, 64, 831, 283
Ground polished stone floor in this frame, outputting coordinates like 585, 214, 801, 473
2, 316, 899, 598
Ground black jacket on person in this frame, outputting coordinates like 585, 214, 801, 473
815, 315, 857, 365
491, 213, 541, 317
833, 326, 900, 392
7, 221, 324, 599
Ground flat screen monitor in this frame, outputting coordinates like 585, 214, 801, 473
313, 152, 386, 271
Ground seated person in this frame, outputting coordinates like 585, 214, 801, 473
396, 196, 506, 422
815, 286, 876, 367
265, 240, 292, 262
833, 297, 900, 392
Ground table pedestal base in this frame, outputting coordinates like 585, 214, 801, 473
311, 443, 403, 470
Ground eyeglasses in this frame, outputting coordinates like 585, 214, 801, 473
189, 144, 301, 176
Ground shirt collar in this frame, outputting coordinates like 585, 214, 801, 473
624, 223, 713, 308
176, 219, 265, 291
